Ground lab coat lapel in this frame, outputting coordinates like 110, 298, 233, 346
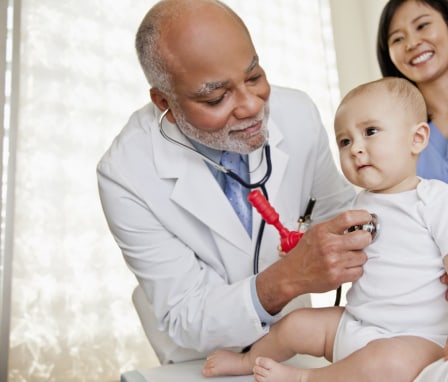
153, 112, 288, 254
153, 116, 252, 253
249, 119, 287, 206
172, 165, 252, 253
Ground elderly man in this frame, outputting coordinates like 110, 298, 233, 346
97, 0, 369, 366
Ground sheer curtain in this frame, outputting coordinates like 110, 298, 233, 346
2, 0, 340, 380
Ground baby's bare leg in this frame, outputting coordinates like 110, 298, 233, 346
253, 335, 443, 382
202, 307, 343, 377
444, 338, 448, 360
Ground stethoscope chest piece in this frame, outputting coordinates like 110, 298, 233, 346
345, 213, 380, 242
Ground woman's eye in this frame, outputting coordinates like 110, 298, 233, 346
389, 35, 403, 45
417, 21, 430, 30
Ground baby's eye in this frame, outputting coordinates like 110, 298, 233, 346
365, 127, 378, 136
339, 138, 351, 148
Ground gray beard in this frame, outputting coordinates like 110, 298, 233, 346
171, 102, 270, 154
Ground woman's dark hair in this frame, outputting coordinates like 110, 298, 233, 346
376, 0, 448, 78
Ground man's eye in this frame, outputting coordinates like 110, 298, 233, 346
206, 95, 224, 106
248, 74, 262, 83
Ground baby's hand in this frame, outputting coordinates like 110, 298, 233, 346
277, 244, 287, 258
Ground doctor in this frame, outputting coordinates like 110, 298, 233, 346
97, 0, 371, 364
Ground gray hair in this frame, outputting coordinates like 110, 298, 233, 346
135, 1, 174, 96
135, 0, 249, 97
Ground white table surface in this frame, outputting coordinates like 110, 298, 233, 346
120, 356, 448, 382
120, 354, 330, 382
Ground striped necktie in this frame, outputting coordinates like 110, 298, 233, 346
220, 151, 252, 236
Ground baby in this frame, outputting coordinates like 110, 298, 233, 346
202, 77, 448, 382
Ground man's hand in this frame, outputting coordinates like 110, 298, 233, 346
256, 210, 372, 314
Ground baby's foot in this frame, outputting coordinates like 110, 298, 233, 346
253, 357, 306, 382
202, 349, 252, 377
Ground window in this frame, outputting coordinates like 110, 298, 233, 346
0, 1, 339, 380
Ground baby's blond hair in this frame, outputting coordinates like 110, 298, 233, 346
338, 77, 427, 124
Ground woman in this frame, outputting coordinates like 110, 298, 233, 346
377, 0, 448, 182
377, 4, 448, 380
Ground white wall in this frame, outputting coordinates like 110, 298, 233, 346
330, 0, 388, 97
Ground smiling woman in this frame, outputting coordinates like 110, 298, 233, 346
377, 0, 448, 182
1, 0, 342, 381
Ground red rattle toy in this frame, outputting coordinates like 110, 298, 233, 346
248, 189, 308, 253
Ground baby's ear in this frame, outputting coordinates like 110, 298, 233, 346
411, 122, 430, 155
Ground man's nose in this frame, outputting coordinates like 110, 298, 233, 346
233, 88, 264, 119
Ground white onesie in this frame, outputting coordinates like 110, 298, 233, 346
333, 179, 448, 361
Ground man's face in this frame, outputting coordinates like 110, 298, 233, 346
161, 5, 271, 154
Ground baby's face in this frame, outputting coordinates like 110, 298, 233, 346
334, 88, 419, 193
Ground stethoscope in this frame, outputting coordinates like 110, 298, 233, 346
158, 109, 363, 306
158, 108, 271, 275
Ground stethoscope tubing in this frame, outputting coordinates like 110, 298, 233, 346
158, 108, 342, 306
158, 108, 271, 274
158, 108, 272, 189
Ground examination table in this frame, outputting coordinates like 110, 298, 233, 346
120, 286, 448, 382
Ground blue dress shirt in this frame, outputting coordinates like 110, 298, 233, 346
189, 140, 275, 329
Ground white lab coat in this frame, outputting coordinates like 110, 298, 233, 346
97, 86, 355, 358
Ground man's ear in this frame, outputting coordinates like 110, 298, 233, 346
150, 88, 176, 124
411, 122, 430, 155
